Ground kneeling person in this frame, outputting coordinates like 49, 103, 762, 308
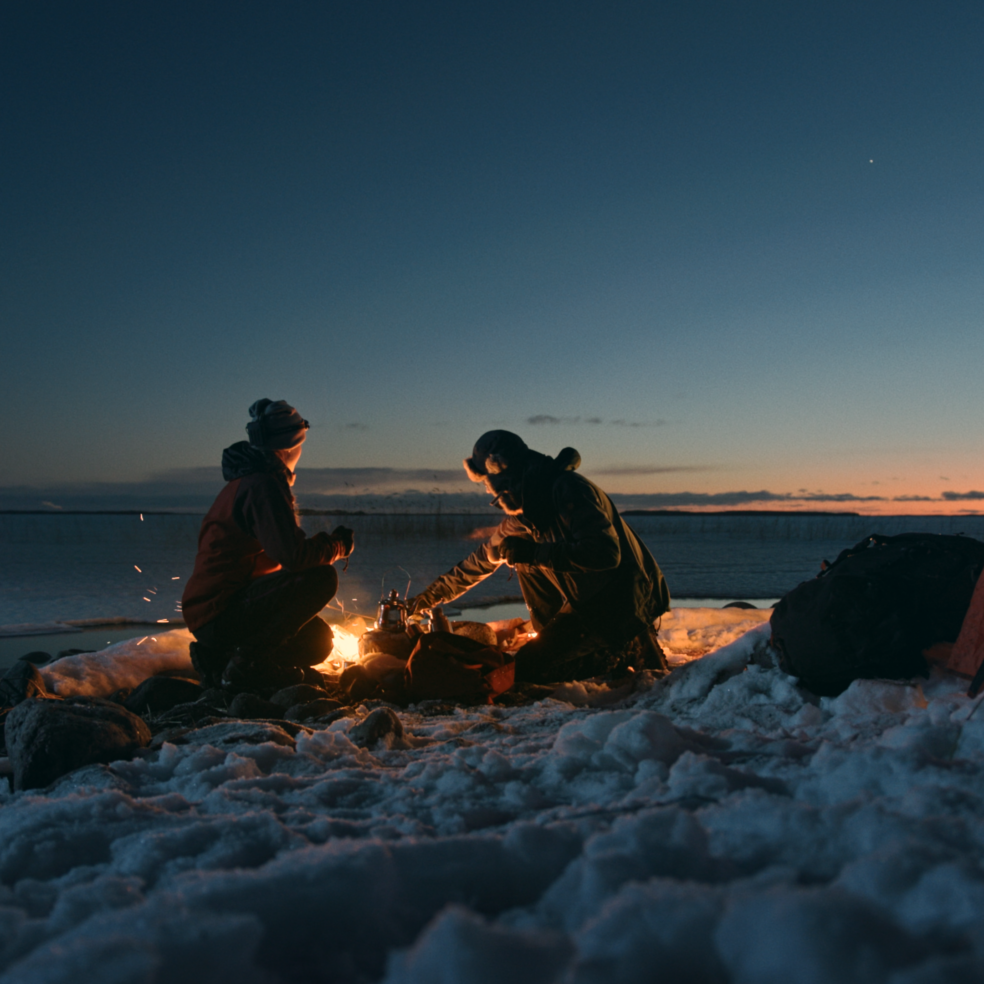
182, 399, 354, 691
410, 431, 671, 683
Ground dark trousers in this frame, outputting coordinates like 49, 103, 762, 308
193, 565, 338, 667
514, 566, 664, 683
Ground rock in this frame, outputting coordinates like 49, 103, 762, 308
339, 664, 378, 702
123, 676, 203, 717
348, 707, 405, 748
302, 667, 327, 687
284, 698, 344, 723
54, 648, 96, 660
18, 651, 52, 665
168, 720, 299, 749
198, 688, 232, 709
0, 661, 48, 707
227, 693, 285, 720
5, 697, 151, 791
269, 684, 328, 709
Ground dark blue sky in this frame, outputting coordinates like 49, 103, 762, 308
3, 1, 982, 511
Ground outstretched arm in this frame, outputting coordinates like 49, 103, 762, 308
411, 518, 523, 609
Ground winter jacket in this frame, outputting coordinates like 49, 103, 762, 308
416, 448, 670, 634
182, 443, 343, 630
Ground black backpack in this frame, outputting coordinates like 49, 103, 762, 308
770, 532, 984, 696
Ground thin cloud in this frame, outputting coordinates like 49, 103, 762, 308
609, 490, 888, 509
527, 415, 665, 427
345, 422, 369, 431
942, 490, 984, 501
593, 465, 714, 476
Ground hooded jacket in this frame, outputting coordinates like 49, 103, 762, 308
182, 443, 342, 631
416, 448, 670, 634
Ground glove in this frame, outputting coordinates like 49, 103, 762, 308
497, 535, 536, 566
330, 525, 355, 560
407, 593, 439, 616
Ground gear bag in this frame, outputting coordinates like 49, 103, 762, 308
404, 632, 515, 703
770, 532, 984, 696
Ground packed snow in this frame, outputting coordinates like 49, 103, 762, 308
1, 609, 983, 983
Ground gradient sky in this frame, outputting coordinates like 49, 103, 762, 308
2, 1, 982, 513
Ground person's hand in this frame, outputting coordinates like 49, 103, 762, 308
497, 536, 535, 566
331, 525, 355, 560
406, 594, 435, 616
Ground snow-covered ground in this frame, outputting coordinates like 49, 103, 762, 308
2, 610, 983, 983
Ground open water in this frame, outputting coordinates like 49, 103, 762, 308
3, 511, 984, 633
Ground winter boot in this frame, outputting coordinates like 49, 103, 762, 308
640, 625, 670, 677
189, 641, 231, 689
221, 649, 305, 697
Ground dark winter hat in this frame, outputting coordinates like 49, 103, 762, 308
463, 430, 530, 482
246, 399, 310, 450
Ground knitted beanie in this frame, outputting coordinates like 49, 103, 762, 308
246, 399, 310, 450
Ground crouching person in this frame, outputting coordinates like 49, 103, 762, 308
409, 430, 671, 684
181, 399, 354, 692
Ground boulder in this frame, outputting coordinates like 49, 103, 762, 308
123, 676, 203, 717
18, 651, 52, 665
198, 688, 232, 710
5, 697, 151, 791
269, 684, 329, 709
348, 707, 405, 749
0, 660, 48, 707
227, 693, 284, 720
284, 698, 344, 723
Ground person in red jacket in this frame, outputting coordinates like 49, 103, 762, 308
182, 399, 354, 692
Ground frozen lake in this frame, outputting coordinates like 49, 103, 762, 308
2, 510, 982, 629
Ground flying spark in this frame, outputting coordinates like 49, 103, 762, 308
134, 565, 142, 572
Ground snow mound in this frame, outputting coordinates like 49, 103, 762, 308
0, 608, 982, 983
41, 629, 194, 696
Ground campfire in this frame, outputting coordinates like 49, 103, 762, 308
311, 619, 365, 673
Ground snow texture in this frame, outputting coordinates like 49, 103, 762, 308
41, 630, 195, 697
1, 611, 983, 983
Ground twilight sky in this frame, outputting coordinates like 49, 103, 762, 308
2, 1, 982, 514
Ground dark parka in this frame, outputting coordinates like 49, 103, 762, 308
416, 448, 670, 637
182, 443, 344, 631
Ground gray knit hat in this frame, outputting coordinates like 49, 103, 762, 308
246, 399, 310, 450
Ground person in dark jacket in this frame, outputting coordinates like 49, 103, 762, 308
409, 430, 671, 683
182, 399, 354, 691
